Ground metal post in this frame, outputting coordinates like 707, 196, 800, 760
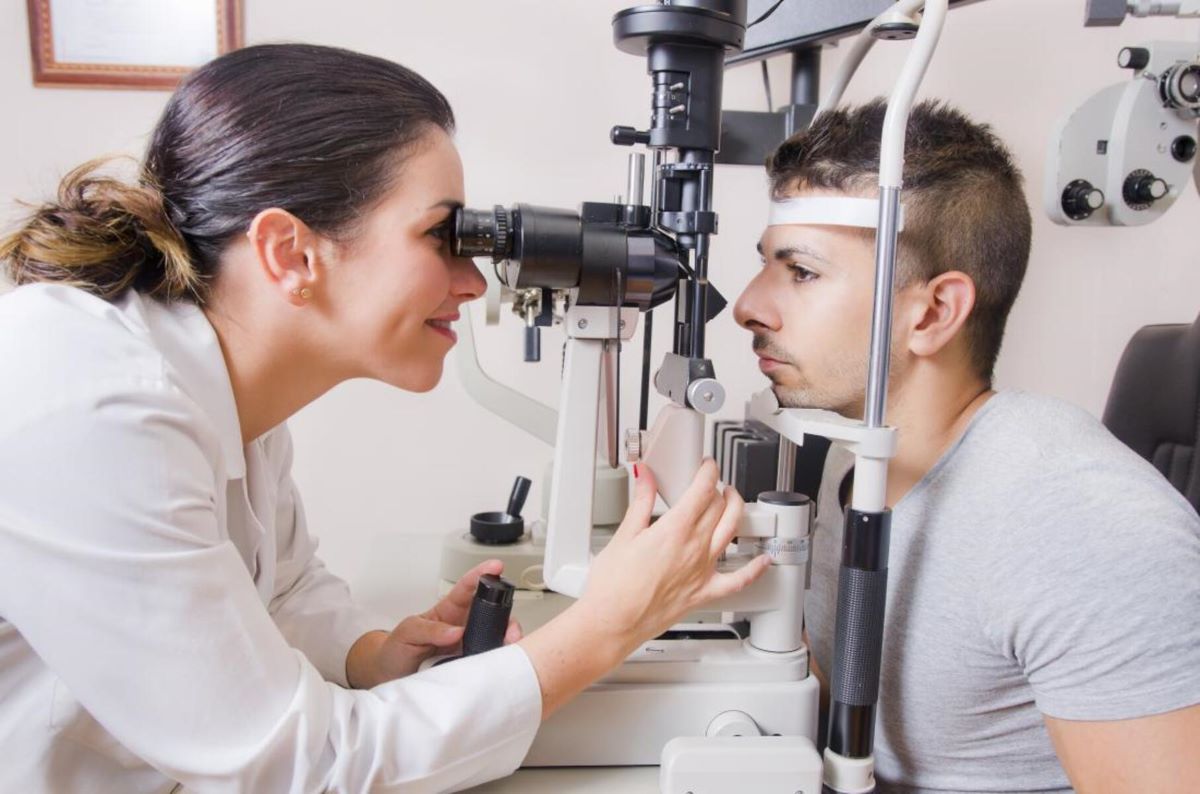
791, 46, 821, 105
864, 186, 902, 428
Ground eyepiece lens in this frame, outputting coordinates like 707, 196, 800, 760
451, 205, 513, 262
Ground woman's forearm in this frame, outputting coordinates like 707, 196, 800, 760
517, 601, 640, 719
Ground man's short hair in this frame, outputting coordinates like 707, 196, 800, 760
767, 99, 1032, 383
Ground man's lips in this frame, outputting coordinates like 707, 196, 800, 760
758, 355, 784, 372
754, 348, 789, 372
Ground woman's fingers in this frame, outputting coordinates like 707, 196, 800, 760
504, 618, 524, 645
708, 487, 745, 560
396, 615, 464, 648
654, 458, 721, 541
692, 484, 726, 542
700, 554, 771, 603
674, 458, 720, 518
427, 558, 504, 624
614, 463, 659, 541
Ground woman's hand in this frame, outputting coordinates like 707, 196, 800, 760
347, 559, 522, 689
518, 458, 770, 717
580, 457, 770, 645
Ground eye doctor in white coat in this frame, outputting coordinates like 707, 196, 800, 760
0, 43, 768, 794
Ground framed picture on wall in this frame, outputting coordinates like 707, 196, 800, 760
26, 0, 243, 90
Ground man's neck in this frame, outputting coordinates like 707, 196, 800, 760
879, 364, 993, 508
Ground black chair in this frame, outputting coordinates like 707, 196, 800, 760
1103, 314, 1200, 512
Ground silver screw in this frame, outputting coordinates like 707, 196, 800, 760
577, 318, 589, 330
703, 391, 714, 402
618, 320, 626, 330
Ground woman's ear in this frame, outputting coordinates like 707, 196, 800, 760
905, 270, 977, 360
245, 208, 323, 306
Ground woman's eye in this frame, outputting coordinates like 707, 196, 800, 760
427, 221, 450, 243
787, 263, 818, 283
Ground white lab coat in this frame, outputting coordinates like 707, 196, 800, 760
0, 284, 542, 793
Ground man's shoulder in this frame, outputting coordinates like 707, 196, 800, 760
918, 390, 1198, 558
954, 390, 1172, 491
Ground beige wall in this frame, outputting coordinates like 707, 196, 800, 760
3, 1, 1197, 615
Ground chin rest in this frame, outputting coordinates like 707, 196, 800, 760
1103, 314, 1200, 511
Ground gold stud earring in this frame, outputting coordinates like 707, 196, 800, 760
300, 287, 313, 300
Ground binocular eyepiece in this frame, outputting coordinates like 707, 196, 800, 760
449, 202, 681, 312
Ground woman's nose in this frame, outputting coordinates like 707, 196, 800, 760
452, 257, 487, 302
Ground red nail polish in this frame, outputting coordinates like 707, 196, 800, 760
633, 464, 640, 479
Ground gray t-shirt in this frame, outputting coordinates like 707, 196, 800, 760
807, 391, 1200, 793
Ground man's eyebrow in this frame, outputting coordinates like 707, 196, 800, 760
756, 240, 831, 265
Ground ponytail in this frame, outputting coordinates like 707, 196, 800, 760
3, 44, 456, 305
1, 158, 204, 302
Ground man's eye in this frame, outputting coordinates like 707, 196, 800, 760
787, 263, 818, 283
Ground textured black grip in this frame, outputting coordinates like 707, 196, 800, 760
829, 565, 889, 706
461, 575, 514, 657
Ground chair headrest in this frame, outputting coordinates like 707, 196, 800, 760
1103, 315, 1200, 510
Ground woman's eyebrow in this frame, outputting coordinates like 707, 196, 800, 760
427, 199, 462, 211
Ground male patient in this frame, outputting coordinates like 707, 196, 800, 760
733, 99, 1200, 792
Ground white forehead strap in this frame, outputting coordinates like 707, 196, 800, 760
768, 196, 905, 231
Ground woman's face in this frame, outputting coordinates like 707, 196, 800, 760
323, 129, 485, 392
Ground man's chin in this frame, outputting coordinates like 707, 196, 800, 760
771, 384, 858, 417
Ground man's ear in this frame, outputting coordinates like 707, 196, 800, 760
245, 208, 324, 306
905, 270, 976, 359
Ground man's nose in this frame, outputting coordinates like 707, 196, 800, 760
734, 272, 776, 332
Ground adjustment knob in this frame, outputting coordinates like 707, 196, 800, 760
1117, 47, 1150, 71
1123, 170, 1169, 209
461, 574, 515, 657
1061, 179, 1105, 221
611, 126, 652, 146
492, 205, 510, 257
625, 428, 644, 462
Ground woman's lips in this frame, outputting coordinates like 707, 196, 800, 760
426, 318, 457, 343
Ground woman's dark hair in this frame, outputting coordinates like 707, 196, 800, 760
1, 43, 455, 303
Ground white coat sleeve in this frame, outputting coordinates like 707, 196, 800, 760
0, 382, 542, 793
263, 428, 393, 687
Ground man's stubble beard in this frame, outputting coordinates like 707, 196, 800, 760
766, 337, 908, 419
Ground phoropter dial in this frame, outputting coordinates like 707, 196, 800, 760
1159, 61, 1200, 111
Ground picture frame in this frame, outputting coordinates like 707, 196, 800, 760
26, 0, 243, 90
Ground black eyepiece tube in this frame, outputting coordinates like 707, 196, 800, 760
826, 507, 891, 767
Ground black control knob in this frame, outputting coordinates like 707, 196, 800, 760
469, 475, 532, 545
1061, 179, 1105, 221
611, 125, 652, 146
1117, 47, 1150, 71
461, 574, 515, 657
1123, 170, 1169, 209
1172, 135, 1197, 163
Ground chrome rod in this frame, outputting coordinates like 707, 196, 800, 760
864, 186, 902, 428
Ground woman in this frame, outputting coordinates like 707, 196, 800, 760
0, 44, 766, 792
